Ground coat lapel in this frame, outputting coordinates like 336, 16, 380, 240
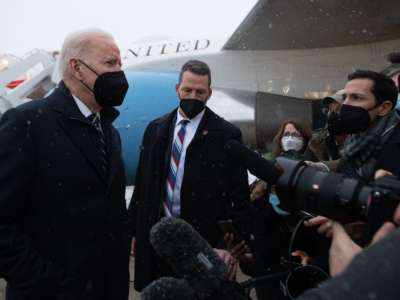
105, 125, 121, 192
189, 107, 219, 148
48, 81, 117, 183
97, 106, 121, 191
58, 116, 107, 182
156, 110, 176, 168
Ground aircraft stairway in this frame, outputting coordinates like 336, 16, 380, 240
0, 49, 56, 115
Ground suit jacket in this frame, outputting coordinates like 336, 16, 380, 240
129, 107, 251, 291
0, 81, 130, 300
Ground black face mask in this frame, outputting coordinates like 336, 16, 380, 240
327, 104, 372, 135
78, 60, 129, 107
179, 98, 206, 119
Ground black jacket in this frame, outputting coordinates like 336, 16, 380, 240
337, 123, 400, 181
372, 123, 400, 178
129, 107, 251, 291
0, 81, 130, 300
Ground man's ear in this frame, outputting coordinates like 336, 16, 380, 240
377, 100, 393, 116
205, 88, 212, 103
70, 58, 83, 79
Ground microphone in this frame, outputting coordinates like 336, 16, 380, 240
149, 217, 228, 298
224, 139, 282, 184
141, 277, 195, 300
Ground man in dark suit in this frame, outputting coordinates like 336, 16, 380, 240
129, 60, 251, 291
0, 29, 130, 300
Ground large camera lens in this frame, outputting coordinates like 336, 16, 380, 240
275, 157, 372, 222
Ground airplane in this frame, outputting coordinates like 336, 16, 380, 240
1, 0, 399, 184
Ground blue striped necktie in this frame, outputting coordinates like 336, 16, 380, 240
164, 119, 189, 217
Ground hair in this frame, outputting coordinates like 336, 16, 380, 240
347, 70, 398, 109
387, 52, 400, 64
178, 60, 211, 86
271, 119, 312, 157
58, 29, 114, 79
387, 53, 400, 90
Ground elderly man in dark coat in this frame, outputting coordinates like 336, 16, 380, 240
0, 29, 131, 300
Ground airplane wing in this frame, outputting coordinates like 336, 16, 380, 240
223, 0, 400, 51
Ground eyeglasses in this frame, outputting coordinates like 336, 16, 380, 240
282, 132, 303, 138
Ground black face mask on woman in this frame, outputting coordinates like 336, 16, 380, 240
179, 98, 206, 119
327, 104, 374, 135
78, 60, 129, 107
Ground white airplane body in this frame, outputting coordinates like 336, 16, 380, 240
1, 0, 399, 170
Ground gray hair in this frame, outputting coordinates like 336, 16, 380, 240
58, 29, 114, 79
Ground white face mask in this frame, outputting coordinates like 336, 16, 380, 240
281, 136, 304, 152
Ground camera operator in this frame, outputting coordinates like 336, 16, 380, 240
304, 70, 400, 273
268, 159, 400, 299
295, 171, 400, 299
315, 70, 400, 181
223, 131, 400, 299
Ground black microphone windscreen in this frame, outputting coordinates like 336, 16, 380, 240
141, 277, 195, 300
150, 218, 227, 295
224, 139, 282, 184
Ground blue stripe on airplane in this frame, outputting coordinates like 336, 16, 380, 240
114, 71, 179, 185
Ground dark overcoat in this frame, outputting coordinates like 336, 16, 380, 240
0, 81, 130, 300
130, 107, 250, 291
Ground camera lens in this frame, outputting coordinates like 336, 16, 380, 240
275, 157, 372, 222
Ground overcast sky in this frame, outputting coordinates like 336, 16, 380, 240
1, 0, 257, 56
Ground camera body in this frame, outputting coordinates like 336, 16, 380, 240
275, 157, 400, 225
